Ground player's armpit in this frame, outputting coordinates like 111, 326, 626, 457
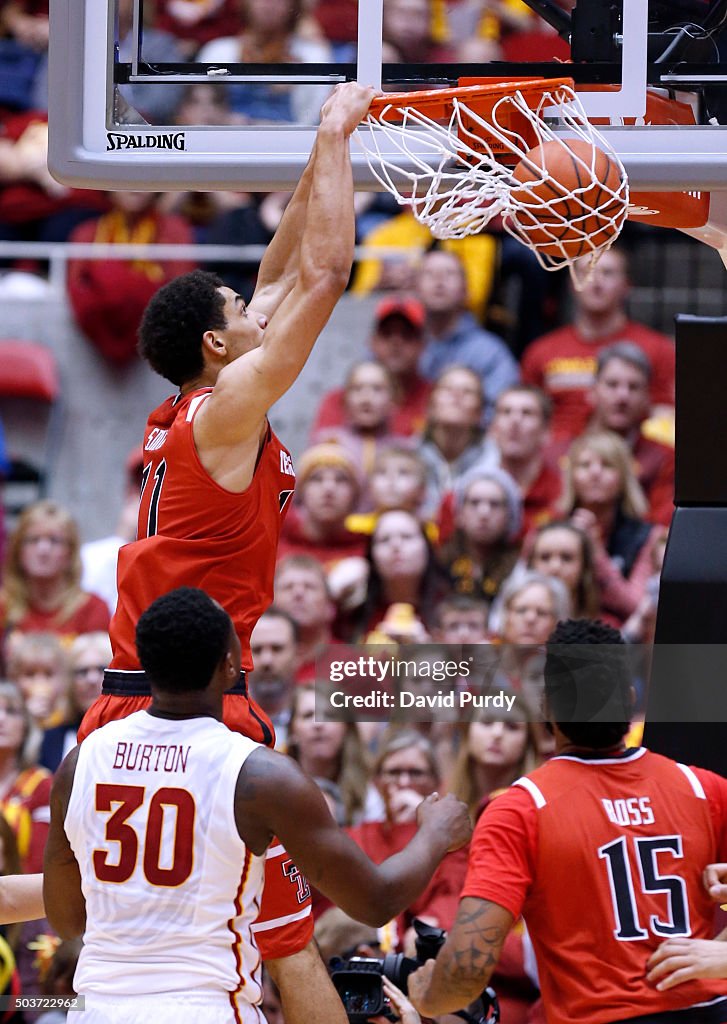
43, 748, 85, 940
265, 938, 348, 1024
408, 897, 513, 1017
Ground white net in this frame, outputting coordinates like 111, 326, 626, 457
356, 83, 629, 277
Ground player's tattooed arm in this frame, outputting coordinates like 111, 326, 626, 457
407, 897, 513, 1017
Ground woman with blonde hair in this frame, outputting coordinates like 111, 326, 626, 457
5, 631, 70, 730
0, 500, 110, 643
448, 697, 540, 818
528, 519, 601, 620
561, 430, 661, 624
286, 685, 372, 826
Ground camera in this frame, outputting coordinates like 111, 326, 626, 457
329, 919, 500, 1024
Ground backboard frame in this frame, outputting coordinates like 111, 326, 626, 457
47, 0, 727, 192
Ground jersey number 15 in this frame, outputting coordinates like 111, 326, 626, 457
599, 835, 689, 941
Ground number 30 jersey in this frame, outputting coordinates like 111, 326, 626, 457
109, 388, 296, 674
463, 747, 727, 1024
65, 711, 265, 1013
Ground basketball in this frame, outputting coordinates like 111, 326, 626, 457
509, 138, 626, 260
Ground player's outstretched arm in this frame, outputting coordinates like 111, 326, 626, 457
235, 748, 471, 928
248, 151, 317, 322
199, 82, 376, 447
647, 938, 727, 989
43, 747, 85, 940
407, 897, 513, 1017
266, 938, 348, 1024
0, 874, 44, 924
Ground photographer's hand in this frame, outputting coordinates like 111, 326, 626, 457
368, 977, 422, 1024
407, 959, 436, 1015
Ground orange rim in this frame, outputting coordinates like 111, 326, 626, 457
366, 77, 576, 123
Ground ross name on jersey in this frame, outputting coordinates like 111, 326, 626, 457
602, 796, 655, 827
113, 741, 190, 773
280, 450, 295, 477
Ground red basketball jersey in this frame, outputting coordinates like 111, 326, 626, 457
110, 389, 296, 672
463, 748, 727, 1024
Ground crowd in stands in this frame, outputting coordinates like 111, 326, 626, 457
0, 237, 674, 1019
0, 1, 677, 1019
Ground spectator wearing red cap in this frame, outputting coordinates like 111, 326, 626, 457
311, 296, 432, 440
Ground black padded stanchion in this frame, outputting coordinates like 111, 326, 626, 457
644, 315, 727, 774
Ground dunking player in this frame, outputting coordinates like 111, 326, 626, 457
45, 588, 472, 1024
408, 619, 727, 1024
81, 80, 376, 740
75, 81, 377, 1020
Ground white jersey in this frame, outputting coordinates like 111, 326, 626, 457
65, 710, 266, 1016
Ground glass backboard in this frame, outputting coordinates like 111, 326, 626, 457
47, 0, 727, 192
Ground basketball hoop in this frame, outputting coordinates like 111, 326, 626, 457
357, 79, 629, 278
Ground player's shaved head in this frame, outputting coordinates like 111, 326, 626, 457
136, 586, 233, 692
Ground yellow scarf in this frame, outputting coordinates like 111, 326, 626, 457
93, 210, 164, 282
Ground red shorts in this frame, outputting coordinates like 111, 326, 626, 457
78, 691, 275, 747
77, 685, 312, 960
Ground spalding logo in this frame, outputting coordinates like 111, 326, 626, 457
106, 132, 186, 151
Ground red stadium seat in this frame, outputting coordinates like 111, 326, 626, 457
0, 340, 59, 402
